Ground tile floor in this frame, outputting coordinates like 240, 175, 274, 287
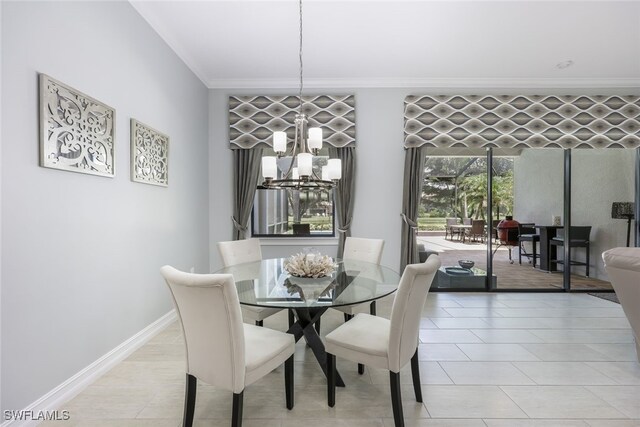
43, 292, 640, 427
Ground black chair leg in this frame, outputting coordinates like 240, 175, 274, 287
183, 374, 197, 427
315, 318, 321, 334
343, 313, 350, 322
232, 391, 244, 427
532, 241, 537, 268
586, 243, 590, 277
358, 363, 365, 375
518, 243, 522, 265
285, 355, 294, 410
370, 301, 377, 316
255, 320, 263, 327
327, 353, 336, 407
410, 349, 422, 403
389, 371, 405, 427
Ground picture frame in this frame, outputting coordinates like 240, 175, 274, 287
130, 119, 169, 187
39, 74, 116, 177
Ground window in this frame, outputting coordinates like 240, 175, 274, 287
251, 147, 335, 237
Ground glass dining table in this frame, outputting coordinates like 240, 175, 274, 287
214, 257, 401, 387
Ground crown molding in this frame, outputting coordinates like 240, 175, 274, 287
208, 77, 640, 90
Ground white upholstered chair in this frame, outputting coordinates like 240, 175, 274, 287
325, 255, 441, 427
333, 237, 385, 320
602, 247, 640, 362
160, 266, 295, 427
217, 238, 283, 326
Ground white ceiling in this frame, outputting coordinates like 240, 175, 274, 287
130, 1, 640, 89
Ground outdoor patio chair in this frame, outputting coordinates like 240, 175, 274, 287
444, 218, 459, 240
464, 219, 485, 243
550, 226, 592, 276
518, 223, 540, 267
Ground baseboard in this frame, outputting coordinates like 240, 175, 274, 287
1, 310, 177, 427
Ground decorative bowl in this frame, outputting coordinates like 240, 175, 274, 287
458, 259, 475, 269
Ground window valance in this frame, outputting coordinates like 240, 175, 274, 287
404, 95, 640, 150
229, 95, 356, 149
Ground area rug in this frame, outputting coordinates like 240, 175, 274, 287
588, 292, 619, 304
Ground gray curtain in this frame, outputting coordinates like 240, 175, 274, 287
232, 147, 264, 240
329, 147, 356, 257
400, 146, 425, 272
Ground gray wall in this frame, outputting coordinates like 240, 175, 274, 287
514, 149, 635, 280
1, 1, 209, 412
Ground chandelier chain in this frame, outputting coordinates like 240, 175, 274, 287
298, 0, 303, 115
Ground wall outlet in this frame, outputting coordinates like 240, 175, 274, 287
190, 266, 195, 273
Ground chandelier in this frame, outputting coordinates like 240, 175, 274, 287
260, 0, 341, 190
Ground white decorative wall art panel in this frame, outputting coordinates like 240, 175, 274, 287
130, 119, 169, 187
39, 74, 115, 177
229, 95, 356, 149
404, 95, 640, 149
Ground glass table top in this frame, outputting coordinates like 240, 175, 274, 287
214, 258, 401, 309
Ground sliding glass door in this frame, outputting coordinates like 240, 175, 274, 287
423, 147, 637, 292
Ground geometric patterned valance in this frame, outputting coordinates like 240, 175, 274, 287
229, 95, 355, 149
404, 95, 640, 150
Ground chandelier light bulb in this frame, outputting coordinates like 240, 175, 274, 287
321, 165, 329, 181
328, 158, 342, 180
308, 127, 322, 150
292, 167, 299, 180
297, 153, 313, 176
273, 131, 287, 153
262, 156, 277, 179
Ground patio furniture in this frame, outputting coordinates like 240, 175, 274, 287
160, 266, 295, 427
325, 256, 441, 427
518, 223, 540, 267
536, 225, 564, 271
602, 247, 640, 362
444, 218, 459, 240
550, 226, 592, 277
464, 219, 485, 243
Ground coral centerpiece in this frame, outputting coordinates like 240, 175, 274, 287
284, 253, 336, 278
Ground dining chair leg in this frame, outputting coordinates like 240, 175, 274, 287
410, 349, 423, 403
315, 318, 321, 334
285, 355, 294, 410
389, 371, 405, 427
358, 363, 365, 375
183, 374, 197, 427
343, 313, 350, 322
327, 353, 336, 407
518, 243, 523, 265
586, 243, 590, 277
232, 391, 244, 427
255, 320, 263, 327
370, 301, 377, 316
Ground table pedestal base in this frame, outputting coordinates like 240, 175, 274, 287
287, 307, 345, 387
